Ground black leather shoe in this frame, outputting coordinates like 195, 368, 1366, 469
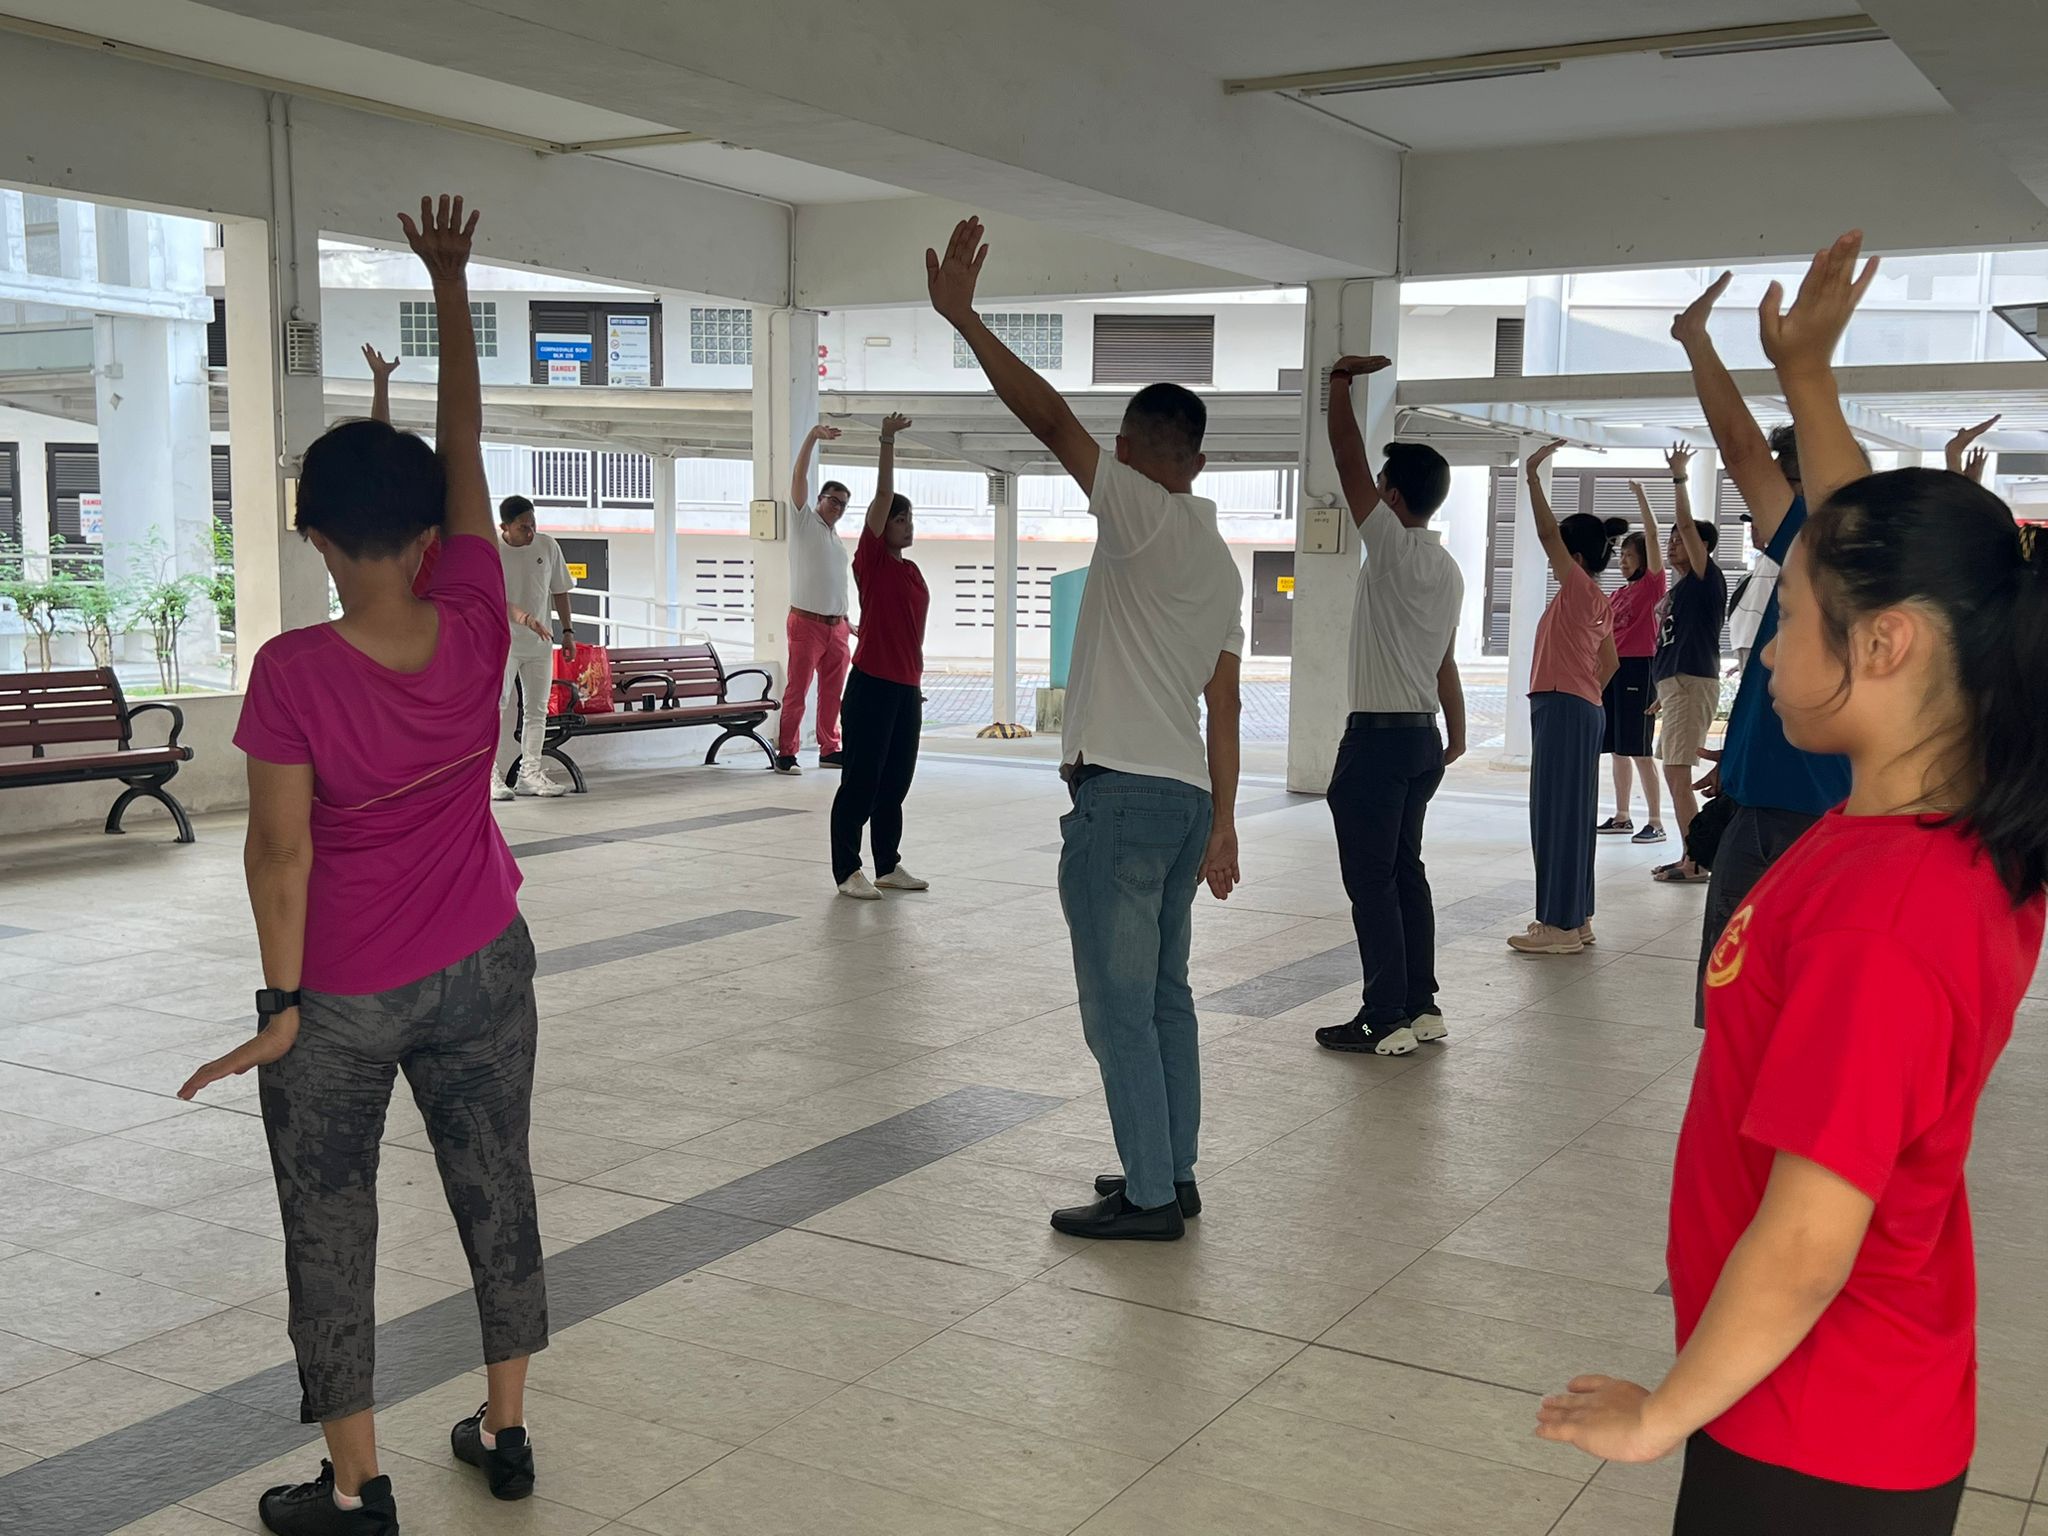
452, 1402, 535, 1500
258, 1461, 399, 1534
1092, 1175, 1201, 1217
1050, 1191, 1185, 1241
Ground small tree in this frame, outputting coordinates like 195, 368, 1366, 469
0, 574, 67, 668
59, 579, 122, 668
124, 530, 207, 694
205, 520, 235, 638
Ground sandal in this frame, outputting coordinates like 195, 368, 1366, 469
1654, 861, 1711, 884
1596, 817, 1634, 835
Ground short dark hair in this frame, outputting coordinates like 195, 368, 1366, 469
1695, 520, 1721, 553
499, 494, 535, 524
819, 480, 851, 501
295, 419, 444, 560
1380, 441, 1450, 517
886, 493, 912, 520
1120, 383, 1206, 468
1768, 424, 1801, 486
1560, 513, 1630, 575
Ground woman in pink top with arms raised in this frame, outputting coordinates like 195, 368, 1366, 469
1597, 473, 1671, 843
1513, 438, 1626, 956
178, 197, 545, 1535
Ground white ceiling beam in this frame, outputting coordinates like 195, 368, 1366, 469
1398, 360, 2048, 408
1864, 1, 2048, 211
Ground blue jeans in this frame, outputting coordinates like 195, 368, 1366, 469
1058, 771, 1212, 1210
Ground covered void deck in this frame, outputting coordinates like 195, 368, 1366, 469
3, 3, 2048, 1534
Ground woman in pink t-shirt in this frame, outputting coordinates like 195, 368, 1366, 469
177, 198, 545, 1533
1597, 481, 1671, 844
1513, 439, 1625, 956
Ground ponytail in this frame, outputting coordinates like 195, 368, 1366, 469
1560, 513, 1632, 575
1807, 472, 2048, 901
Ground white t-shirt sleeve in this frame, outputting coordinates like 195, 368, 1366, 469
1221, 614, 1246, 658
545, 539, 574, 596
1085, 457, 1175, 558
1358, 502, 1401, 576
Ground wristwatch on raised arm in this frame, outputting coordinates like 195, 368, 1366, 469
255, 988, 302, 1023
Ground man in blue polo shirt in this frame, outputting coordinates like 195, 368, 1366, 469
1672, 274, 1852, 1028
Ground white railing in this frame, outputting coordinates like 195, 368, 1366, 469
576, 587, 754, 658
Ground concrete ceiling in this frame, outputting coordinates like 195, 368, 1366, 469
1864, 0, 2048, 208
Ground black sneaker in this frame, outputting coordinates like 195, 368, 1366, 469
773, 754, 802, 776
451, 1402, 535, 1501
1092, 1175, 1201, 1217
1315, 1019, 1420, 1057
1050, 1191, 1185, 1241
258, 1461, 399, 1535
817, 750, 846, 769
1632, 824, 1667, 845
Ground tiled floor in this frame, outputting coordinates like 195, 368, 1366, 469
1, 751, 2045, 1535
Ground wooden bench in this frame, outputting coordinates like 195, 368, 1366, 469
0, 668, 196, 842
510, 641, 779, 793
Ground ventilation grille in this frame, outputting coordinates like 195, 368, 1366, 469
284, 319, 321, 377
1493, 316, 1526, 378
1092, 315, 1215, 386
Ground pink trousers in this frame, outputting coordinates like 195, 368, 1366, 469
779, 610, 851, 756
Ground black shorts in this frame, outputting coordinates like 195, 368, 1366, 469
1601, 654, 1654, 757
1675, 1432, 1966, 1536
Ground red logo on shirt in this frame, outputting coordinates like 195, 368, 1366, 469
1705, 905, 1752, 989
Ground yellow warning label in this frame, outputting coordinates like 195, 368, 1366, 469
566, 562, 588, 579
1276, 575, 1295, 593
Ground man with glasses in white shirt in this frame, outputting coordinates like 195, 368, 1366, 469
779, 422, 856, 775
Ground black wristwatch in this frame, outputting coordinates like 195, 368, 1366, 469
255, 988, 302, 1021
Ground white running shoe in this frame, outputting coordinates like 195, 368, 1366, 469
1579, 923, 1597, 947
875, 865, 930, 892
1409, 1009, 1449, 1043
490, 775, 515, 803
516, 762, 568, 798
1508, 922, 1586, 955
838, 872, 883, 901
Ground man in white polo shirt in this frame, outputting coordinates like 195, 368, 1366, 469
777, 423, 855, 775
930, 217, 1243, 1242
493, 494, 577, 800
1316, 356, 1466, 1059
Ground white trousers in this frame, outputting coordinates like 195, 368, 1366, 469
501, 647, 554, 768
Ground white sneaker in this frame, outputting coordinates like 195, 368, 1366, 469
875, 865, 930, 892
838, 872, 883, 901
490, 775, 515, 803
516, 762, 568, 798
1508, 922, 1586, 955
1409, 1009, 1448, 1043
1579, 923, 1597, 947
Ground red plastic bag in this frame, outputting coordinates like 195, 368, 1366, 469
552, 643, 613, 716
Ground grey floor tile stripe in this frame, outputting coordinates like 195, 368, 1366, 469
508, 805, 804, 859
1234, 791, 1321, 819
0, 924, 34, 940
534, 908, 795, 977
0, 1084, 1058, 1536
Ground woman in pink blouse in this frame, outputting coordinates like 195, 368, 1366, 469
1512, 439, 1626, 956
1597, 480, 1671, 844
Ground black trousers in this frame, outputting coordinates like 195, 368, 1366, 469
831, 667, 921, 883
1674, 1432, 1965, 1536
1326, 720, 1445, 1029
1694, 803, 1820, 1029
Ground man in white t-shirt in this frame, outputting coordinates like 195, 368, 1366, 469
492, 495, 576, 800
1316, 357, 1466, 1060
778, 423, 856, 775
930, 217, 1243, 1243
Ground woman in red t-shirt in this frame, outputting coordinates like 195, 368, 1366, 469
1597, 472, 1671, 842
830, 413, 932, 900
1537, 234, 2048, 1536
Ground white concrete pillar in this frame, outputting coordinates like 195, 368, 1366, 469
750, 306, 819, 671
652, 451, 679, 637
1503, 436, 1554, 759
991, 468, 1019, 727
1286, 276, 1400, 794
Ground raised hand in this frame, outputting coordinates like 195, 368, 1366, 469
1947, 415, 1999, 477
396, 194, 479, 284
925, 218, 988, 324
1666, 443, 1693, 478
1759, 231, 1879, 377
1671, 272, 1732, 347
1330, 355, 1392, 380
178, 1010, 299, 1100
811, 424, 844, 442
1966, 447, 1990, 483
1948, 415, 2000, 456
362, 345, 400, 379
1525, 438, 1567, 474
879, 412, 913, 441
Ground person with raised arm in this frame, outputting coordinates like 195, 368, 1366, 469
1599, 476, 1669, 845
830, 413, 931, 899
1649, 444, 1727, 884
180, 196, 548, 1534
1313, 355, 1465, 1059
362, 344, 400, 426
930, 217, 1244, 1241
1669, 273, 1852, 1024
1509, 439, 1626, 956
1538, 229, 2047, 1536
1945, 414, 1999, 484
778, 421, 856, 774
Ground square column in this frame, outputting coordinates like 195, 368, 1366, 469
1502, 436, 1553, 758
1286, 277, 1400, 794
750, 307, 819, 670
652, 451, 680, 636
991, 469, 1020, 729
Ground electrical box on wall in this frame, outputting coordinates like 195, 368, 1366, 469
1302, 497, 1345, 554
749, 499, 782, 542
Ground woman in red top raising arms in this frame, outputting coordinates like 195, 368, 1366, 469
1536, 232, 2048, 1536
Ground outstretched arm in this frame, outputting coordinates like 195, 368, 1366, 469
1666, 444, 1709, 575
928, 218, 1099, 491
1327, 359, 1390, 529
362, 345, 399, 425
1523, 439, 1578, 587
1946, 415, 1999, 479
1672, 273, 1793, 548
398, 195, 491, 545
866, 414, 911, 538
1630, 482, 1664, 575
792, 423, 842, 510
1759, 231, 1881, 514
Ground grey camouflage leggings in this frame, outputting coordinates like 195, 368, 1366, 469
258, 916, 549, 1422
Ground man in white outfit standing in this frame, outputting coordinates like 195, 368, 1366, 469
492, 494, 577, 800
778, 423, 856, 775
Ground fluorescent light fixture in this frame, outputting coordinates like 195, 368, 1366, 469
1993, 303, 2048, 361
1664, 24, 1887, 58
1307, 62, 1556, 97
